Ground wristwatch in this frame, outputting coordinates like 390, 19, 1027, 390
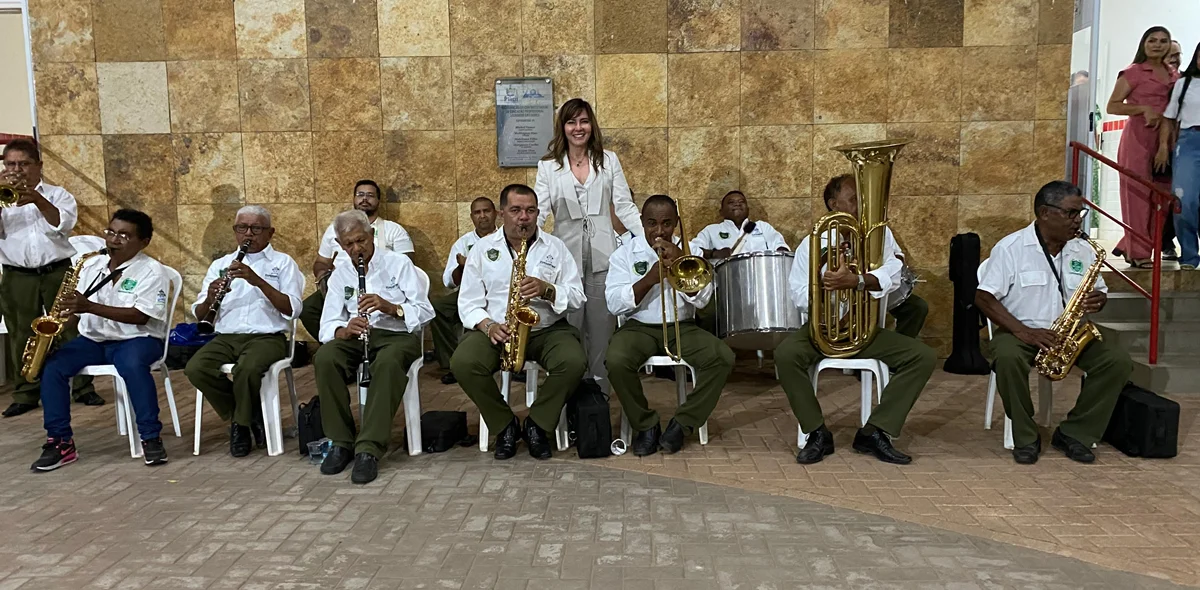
393, 305, 405, 319
855, 274, 866, 292
542, 284, 556, 303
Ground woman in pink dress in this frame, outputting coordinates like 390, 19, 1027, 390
1107, 27, 1178, 268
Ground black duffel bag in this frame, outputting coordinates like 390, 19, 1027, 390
1103, 382, 1179, 458
421, 411, 476, 453
566, 379, 612, 458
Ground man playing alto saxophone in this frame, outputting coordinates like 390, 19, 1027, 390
451, 184, 586, 460
976, 181, 1132, 465
313, 210, 433, 484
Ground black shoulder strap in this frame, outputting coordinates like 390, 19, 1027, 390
1179, 76, 1194, 111
1034, 225, 1067, 307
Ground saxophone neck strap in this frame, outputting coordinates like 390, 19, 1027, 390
83, 267, 124, 299
1034, 224, 1067, 307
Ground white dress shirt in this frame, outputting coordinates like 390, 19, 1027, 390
614, 230, 634, 249
457, 230, 586, 331
442, 228, 495, 289
317, 217, 414, 262
319, 248, 433, 343
0, 182, 79, 268
977, 222, 1107, 330
606, 235, 713, 324
788, 228, 904, 316
1165, 76, 1200, 128
691, 219, 790, 256
534, 150, 641, 274
191, 244, 305, 335
76, 251, 170, 342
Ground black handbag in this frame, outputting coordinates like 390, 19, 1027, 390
1103, 382, 1179, 458
295, 396, 324, 456
420, 411, 475, 453
566, 379, 612, 458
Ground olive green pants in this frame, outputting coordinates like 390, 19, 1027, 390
775, 325, 936, 436
430, 292, 461, 370
299, 291, 324, 342
313, 330, 422, 458
184, 333, 287, 425
606, 319, 734, 432
450, 320, 585, 433
990, 331, 1132, 447
888, 294, 929, 340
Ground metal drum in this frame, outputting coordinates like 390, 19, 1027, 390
714, 251, 803, 350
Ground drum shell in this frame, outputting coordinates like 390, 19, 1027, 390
714, 252, 803, 350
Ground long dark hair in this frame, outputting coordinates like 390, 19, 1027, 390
542, 98, 605, 172
1183, 42, 1200, 78
1133, 26, 1171, 64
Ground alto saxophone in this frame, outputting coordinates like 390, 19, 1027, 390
1034, 235, 1106, 381
21, 249, 107, 382
500, 236, 539, 374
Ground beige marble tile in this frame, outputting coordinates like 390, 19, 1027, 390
315, 203, 346, 239
1033, 119, 1068, 188
92, 0, 166, 62
38, 135, 107, 207
888, 48, 961, 122
76, 205, 110, 237
309, 59, 382, 131
450, 0, 522, 56
957, 194, 1033, 254
909, 274, 951, 339
810, 123, 886, 197
887, 195, 957, 270
669, 127, 739, 202
382, 131, 458, 203
604, 128, 670, 198
960, 121, 1036, 196
740, 126, 813, 199
1038, 0, 1073, 45
312, 131, 385, 203
177, 204, 247, 276
596, 54, 668, 128
234, 0, 307, 58
756, 197, 812, 248
452, 55, 523, 129
166, 61, 241, 133
677, 198, 723, 233
524, 55, 596, 107
139, 204, 182, 271
668, 0, 741, 52
1037, 44, 1071, 120
270, 202, 319, 261
454, 130, 528, 201
394, 202, 460, 276
243, 132, 314, 204
28, 0, 94, 63
669, 53, 740, 127
596, 0, 668, 53
742, 0, 815, 50
162, 0, 237, 60
33, 62, 101, 135
813, 49, 888, 124
380, 0, 451, 56
887, 0, 963, 48
96, 62, 170, 135
172, 134, 244, 205
381, 57, 454, 131
305, 0, 380, 58
961, 46, 1036, 122
816, 0, 888, 49
238, 59, 311, 132
523, 0, 594, 55
103, 134, 175, 208
963, 0, 1036, 46
886, 123, 960, 196
740, 51, 814, 125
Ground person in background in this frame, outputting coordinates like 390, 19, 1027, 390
1168, 41, 1183, 71
1160, 42, 1200, 270
691, 191, 790, 259
431, 197, 498, 384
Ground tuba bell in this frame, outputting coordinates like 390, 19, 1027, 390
809, 139, 908, 358
657, 211, 713, 362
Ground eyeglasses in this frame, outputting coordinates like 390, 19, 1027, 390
103, 229, 135, 242
354, 191, 378, 199
233, 224, 270, 235
1045, 204, 1090, 219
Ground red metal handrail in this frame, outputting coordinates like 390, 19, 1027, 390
1069, 141, 1173, 364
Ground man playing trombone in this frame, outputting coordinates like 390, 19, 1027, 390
184, 206, 304, 457
604, 195, 734, 456
313, 210, 432, 484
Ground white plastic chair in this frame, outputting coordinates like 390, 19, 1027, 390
479, 361, 570, 453
357, 268, 430, 457
192, 319, 300, 457
0, 317, 7, 387
78, 265, 184, 459
615, 317, 709, 447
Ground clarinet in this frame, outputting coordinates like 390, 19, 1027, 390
356, 254, 372, 388
197, 238, 252, 335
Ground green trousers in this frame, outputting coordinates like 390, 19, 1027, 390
313, 329, 422, 458
299, 291, 324, 342
888, 294, 929, 340
696, 301, 717, 335
775, 325, 936, 436
184, 333, 286, 425
450, 320, 585, 433
990, 331, 1132, 447
606, 319, 734, 432
0, 262, 95, 404
430, 292, 461, 370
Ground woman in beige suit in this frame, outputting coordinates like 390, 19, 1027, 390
535, 98, 641, 389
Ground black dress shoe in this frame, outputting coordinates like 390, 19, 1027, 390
659, 418, 691, 454
229, 423, 252, 457
493, 417, 521, 460
1012, 436, 1042, 465
74, 391, 105, 406
524, 417, 552, 460
796, 425, 834, 464
440, 372, 457, 385
633, 423, 661, 457
350, 453, 379, 484
2, 402, 37, 418
320, 446, 354, 475
852, 427, 912, 465
1051, 427, 1095, 463
250, 423, 267, 449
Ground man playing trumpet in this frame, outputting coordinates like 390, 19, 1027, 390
184, 206, 305, 457
451, 184, 586, 460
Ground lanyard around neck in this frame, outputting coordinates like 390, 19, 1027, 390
1034, 225, 1067, 307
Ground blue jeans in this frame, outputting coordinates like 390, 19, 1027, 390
42, 336, 163, 440
1173, 128, 1200, 267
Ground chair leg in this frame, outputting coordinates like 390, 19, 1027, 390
676, 366, 708, 445
160, 368, 181, 438
285, 367, 299, 439
116, 379, 140, 458
116, 394, 127, 436
756, 350, 764, 369
193, 390, 204, 456
1037, 377, 1054, 427
405, 360, 423, 456
481, 372, 511, 452
620, 411, 632, 446
985, 372, 997, 429
555, 406, 569, 451
260, 369, 284, 457
860, 371, 874, 427
797, 424, 809, 449
1003, 416, 1015, 450
525, 366, 538, 408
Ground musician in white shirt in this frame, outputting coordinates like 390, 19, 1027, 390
431, 197, 497, 384
690, 191, 790, 259
313, 210, 432, 485
976, 181, 1132, 465
451, 184, 586, 461
605, 196, 734, 456
299, 180, 415, 340
1, 139, 101, 417
32, 210, 171, 470
184, 206, 305, 457
776, 176, 936, 467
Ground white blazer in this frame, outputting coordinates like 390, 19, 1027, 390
535, 149, 641, 275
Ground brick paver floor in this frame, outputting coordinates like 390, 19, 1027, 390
0, 360, 1195, 588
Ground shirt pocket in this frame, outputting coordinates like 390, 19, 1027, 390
1064, 271, 1083, 292
1019, 271, 1049, 288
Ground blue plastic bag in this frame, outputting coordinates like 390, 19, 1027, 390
169, 322, 217, 346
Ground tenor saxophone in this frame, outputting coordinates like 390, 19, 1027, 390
1034, 235, 1106, 381
500, 236, 539, 374
21, 249, 107, 382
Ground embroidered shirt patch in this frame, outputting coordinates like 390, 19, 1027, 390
119, 278, 138, 293
1070, 259, 1083, 273
719, 232, 730, 239
344, 286, 355, 300
634, 261, 648, 275
487, 248, 499, 261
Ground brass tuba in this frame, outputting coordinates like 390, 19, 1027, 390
501, 233, 540, 373
21, 249, 107, 381
809, 139, 908, 358
657, 212, 713, 362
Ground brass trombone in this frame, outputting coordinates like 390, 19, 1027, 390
656, 213, 713, 362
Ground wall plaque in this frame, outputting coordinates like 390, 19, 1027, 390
495, 77, 554, 167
